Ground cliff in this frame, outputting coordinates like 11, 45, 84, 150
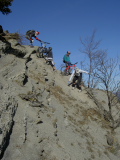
0, 34, 120, 160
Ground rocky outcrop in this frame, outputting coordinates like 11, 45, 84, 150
0, 37, 120, 160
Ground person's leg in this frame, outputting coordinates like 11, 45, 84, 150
46, 57, 56, 71
51, 59, 56, 71
27, 34, 34, 46
66, 62, 72, 74
26, 34, 33, 46
47, 50, 53, 58
65, 62, 71, 73
72, 76, 77, 88
77, 73, 82, 90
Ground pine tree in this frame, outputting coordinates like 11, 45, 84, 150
0, 0, 14, 15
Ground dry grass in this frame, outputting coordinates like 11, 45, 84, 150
4, 32, 20, 40
78, 108, 102, 125
51, 85, 65, 94
4, 31, 26, 45
50, 85, 76, 105
68, 115, 77, 125
29, 71, 46, 84
80, 108, 112, 130
106, 146, 118, 155
66, 106, 112, 132
50, 86, 67, 103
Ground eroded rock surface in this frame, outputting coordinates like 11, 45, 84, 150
0, 38, 120, 160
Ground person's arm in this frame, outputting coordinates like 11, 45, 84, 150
63, 55, 66, 61
68, 70, 75, 84
31, 31, 41, 41
35, 37, 41, 41
79, 69, 89, 74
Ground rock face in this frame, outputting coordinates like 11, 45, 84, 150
0, 37, 120, 160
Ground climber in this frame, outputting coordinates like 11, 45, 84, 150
45, 47, 56, 71
26, 30, 42, 46
68, 67, 89, 92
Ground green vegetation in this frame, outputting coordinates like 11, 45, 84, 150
0, 0, 14, 15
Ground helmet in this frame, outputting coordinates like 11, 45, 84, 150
75, 67, 80, 73
67, 51, 71, 54
36, 31, 40, 35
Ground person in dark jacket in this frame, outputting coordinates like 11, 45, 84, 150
45, 47, 56, 71
26, 30, 42, 46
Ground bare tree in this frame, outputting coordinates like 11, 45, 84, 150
80, 30, 105, 88
95, 57, 120, 129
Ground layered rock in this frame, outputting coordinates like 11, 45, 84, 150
0, 36, 120, 160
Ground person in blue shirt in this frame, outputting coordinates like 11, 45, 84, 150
63, 51, 72, 66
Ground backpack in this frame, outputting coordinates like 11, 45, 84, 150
63, 59, 66, 63
26, 30, 35, 35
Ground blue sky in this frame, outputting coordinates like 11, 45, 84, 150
1, 0, 120, 69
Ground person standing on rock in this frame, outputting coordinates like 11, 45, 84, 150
26, 30, 42, 46
68, 67, 89, 92
45, 47, 56, 71
63, 51, 72, 66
